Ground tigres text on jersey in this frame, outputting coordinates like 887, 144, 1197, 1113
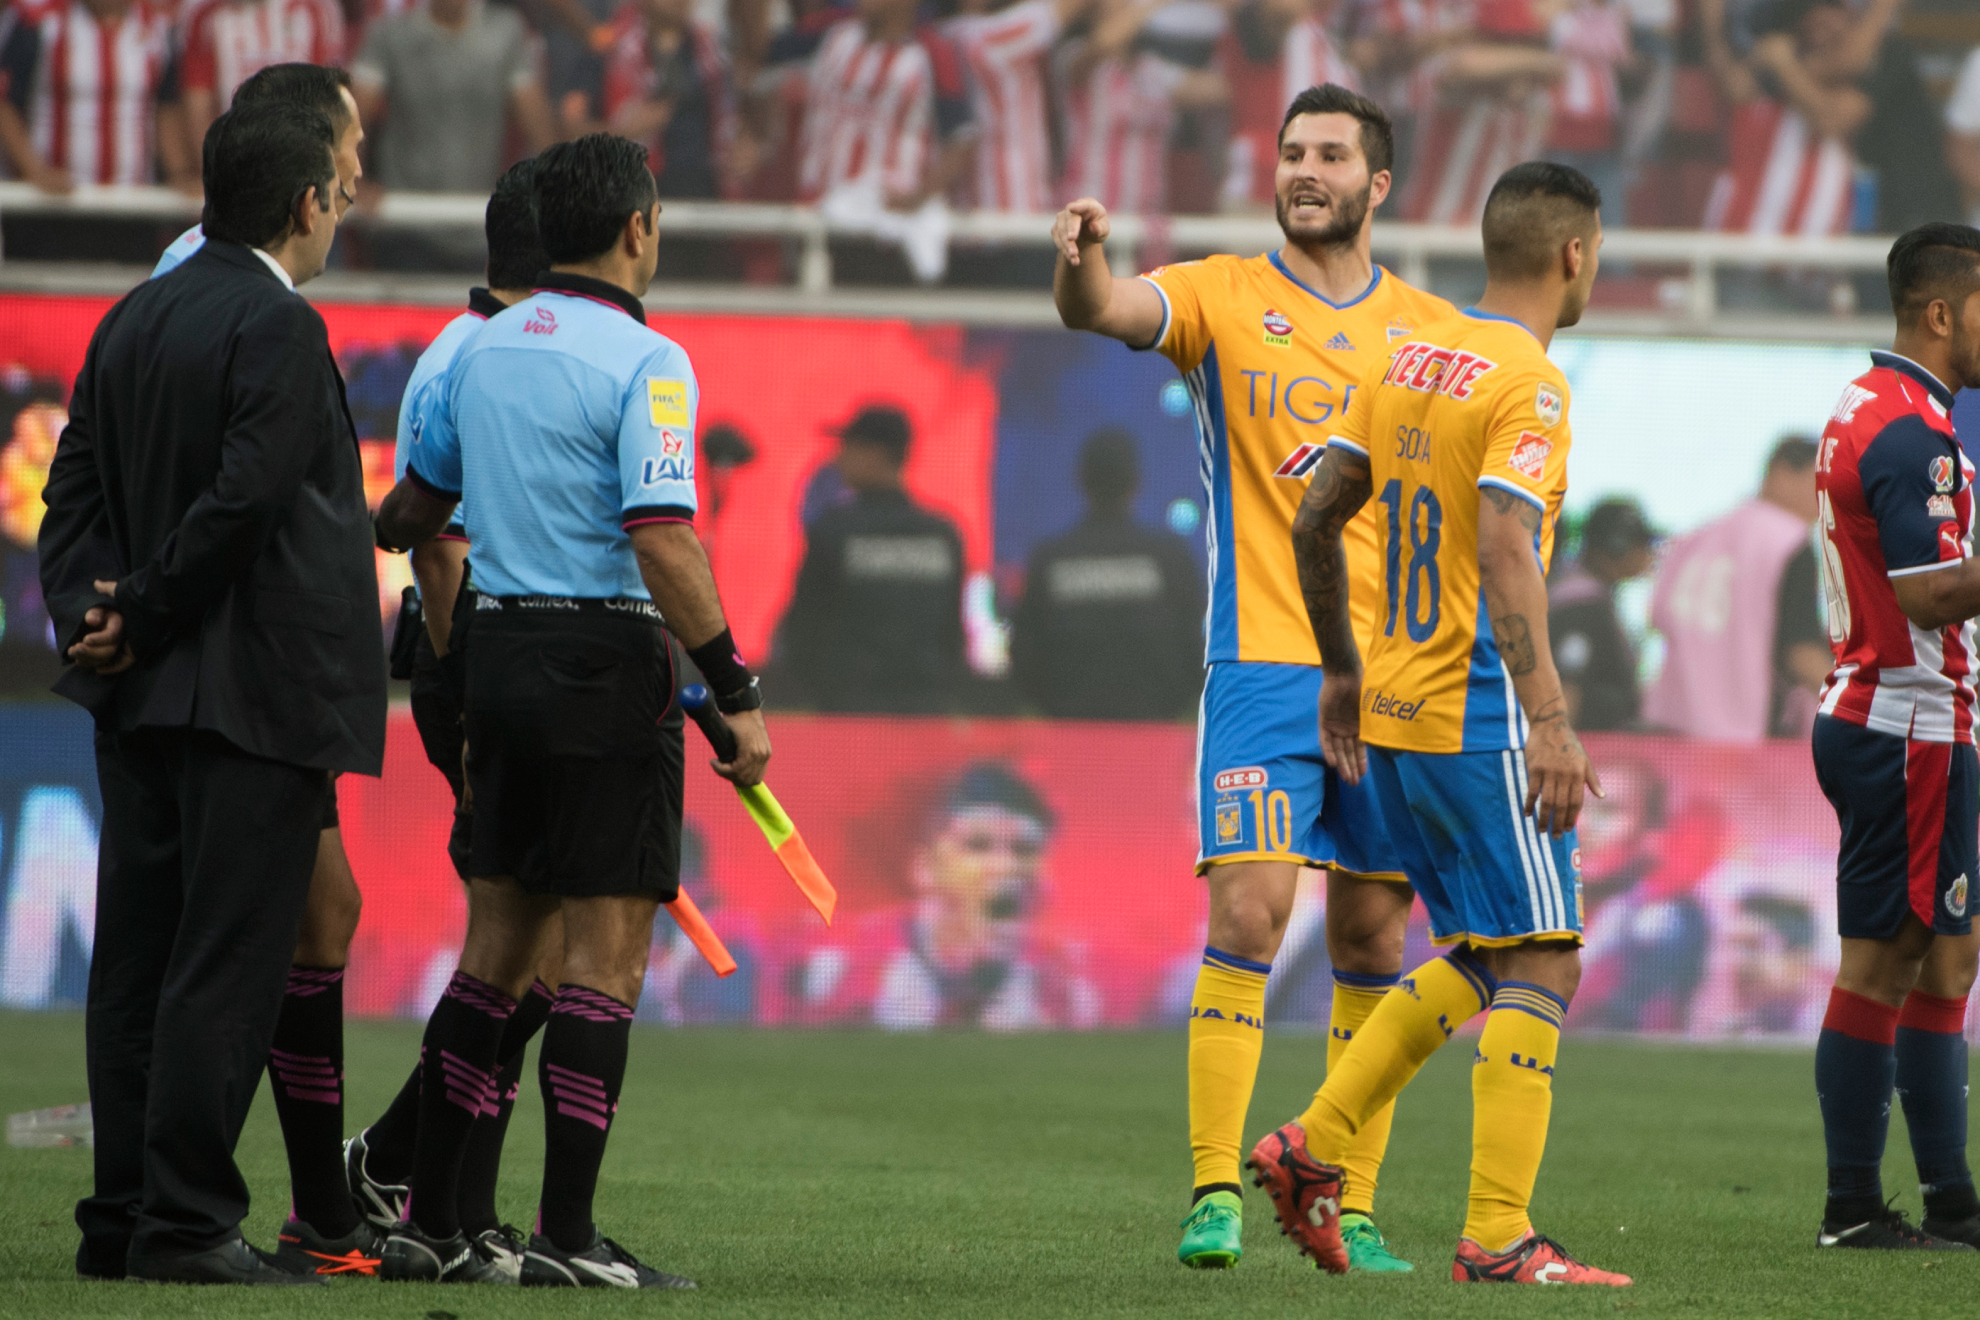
1140, 254, 1455, 662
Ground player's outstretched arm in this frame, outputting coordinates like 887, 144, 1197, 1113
1891, 559, 1980, 632
1291, 446, 1373, 783
1478, 487, 1602, 836
1051, 198, 1165, 346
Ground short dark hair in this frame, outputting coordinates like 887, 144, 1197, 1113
937, 762, 1055, 833
231, 62, 352, 132
1480, 161, 1603, 280
201, 102, 336, 249
1886, 222, 1980, 328
1278, 83, 1393, 178
485, 158, 548, 290
1766, 435, 1819, 475
1079, 428, 1139, 506
533, 133, 658, 264
1581, 498, 1654, 560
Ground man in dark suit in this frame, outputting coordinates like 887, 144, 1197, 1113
1010, 428, 1204, 720
36, 100, 386, 1285
774, 404, 968, 713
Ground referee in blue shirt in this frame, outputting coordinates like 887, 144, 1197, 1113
373, 134, 769, 1290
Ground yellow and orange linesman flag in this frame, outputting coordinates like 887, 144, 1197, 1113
736, 783, 836, 925
663, 890, 737, 978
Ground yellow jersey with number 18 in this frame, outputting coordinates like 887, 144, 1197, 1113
1140, 254, 1455, 664
1327, 310, 1574, 755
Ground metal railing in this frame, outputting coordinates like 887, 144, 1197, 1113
0, 181, 1897, 332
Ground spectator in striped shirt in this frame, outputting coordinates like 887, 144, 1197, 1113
561, 0, 737, 199
177, 0, 345, 160
943, 0, 1090, 215
0, 0, 195, 194
798, 0, 978, 280
1543, 0, 1634, 228
1055, 0, 1225, 218
1217, 0, 1362, 212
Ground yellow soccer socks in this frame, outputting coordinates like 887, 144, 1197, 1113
1188, 947, 1270, 1195
1301, 948, 1495, 1169
1464, 980, 1568, 1251
1329, 971, 1399, 1216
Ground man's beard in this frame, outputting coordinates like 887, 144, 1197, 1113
1276, 180, 1372, 248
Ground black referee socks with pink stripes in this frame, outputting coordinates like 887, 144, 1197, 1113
458, 979, 557, 1236
536, 983, 636, 1252
268, 964, 359, 1237
408, 971, 517, 1240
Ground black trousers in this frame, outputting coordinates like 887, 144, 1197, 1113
75, 726, 324, 1271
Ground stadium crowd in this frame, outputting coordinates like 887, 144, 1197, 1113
0, 0, 1974, 248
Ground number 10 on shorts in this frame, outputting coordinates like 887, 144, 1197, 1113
1219, 788, 1292, 852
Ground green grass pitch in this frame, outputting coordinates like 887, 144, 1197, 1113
1, 1010, 1975, 1318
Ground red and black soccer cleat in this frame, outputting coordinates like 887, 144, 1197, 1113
272, 1218, 386, 1278
1452, 1230, 1631, 1285
1246, 1121, 1348, 1274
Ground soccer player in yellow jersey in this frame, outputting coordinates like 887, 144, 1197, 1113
1052, 84, 1453, 1272
1249, 161, 1629, 1286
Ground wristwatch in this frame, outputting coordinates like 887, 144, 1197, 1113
713, 675, 763, 714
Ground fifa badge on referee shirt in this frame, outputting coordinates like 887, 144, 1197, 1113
648, 378, 690, 428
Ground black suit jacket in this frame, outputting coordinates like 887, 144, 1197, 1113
37, 241, 387, 775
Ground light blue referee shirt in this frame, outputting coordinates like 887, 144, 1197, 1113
151, 224, 205, 278
407, 272, 699, 600
394, 287, 507, 543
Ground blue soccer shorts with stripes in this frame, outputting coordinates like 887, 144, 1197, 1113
1195, 661, 1404, 879
1812, 714, 1976, 939
1366, 744, 1584, 947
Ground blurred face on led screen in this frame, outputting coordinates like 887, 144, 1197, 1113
1274, 112, 1388, 248
913, 804, 1048, 966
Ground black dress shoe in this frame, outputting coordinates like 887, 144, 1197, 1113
128, 1236, 325, 1285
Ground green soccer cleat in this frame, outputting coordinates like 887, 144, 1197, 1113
1178, 1191, 1243, 1269
1341, 1213, 1413, 1273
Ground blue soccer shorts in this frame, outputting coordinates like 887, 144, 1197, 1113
1367, 744, 1584, 947
1812, 715, 1976, 939
1195, 661, 1404, 880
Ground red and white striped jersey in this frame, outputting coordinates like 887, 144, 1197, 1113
944, 0, 1056, 213
1218, 14, 1359, 208
1057, 49, 1183, 215
798, 18, 974, 204
1703, 98, 1853, 237
1350, 0, 1466, 116
1402, 87, 1546, 224
0, 0, 174, 185
179, 0, 343, 105
1545, 0, 1627, 152
1816, 351, 1977, 745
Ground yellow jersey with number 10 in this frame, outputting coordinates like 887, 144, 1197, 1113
1327, 310, 1574, 755
1140, 254, 1455, 664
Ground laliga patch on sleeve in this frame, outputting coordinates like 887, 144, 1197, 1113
1508, 431, 1553, 481
1534, 381, 1563, 428
647, 377, 690, 428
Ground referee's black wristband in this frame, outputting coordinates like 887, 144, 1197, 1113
686, 628, 753, 701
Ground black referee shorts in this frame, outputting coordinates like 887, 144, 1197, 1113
410, 627, 472, 880
463, 602, 684, 901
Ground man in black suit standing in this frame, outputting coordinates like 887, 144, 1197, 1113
37, 100, 386, 1285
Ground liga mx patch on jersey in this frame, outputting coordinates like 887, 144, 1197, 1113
648, 377, 690, 427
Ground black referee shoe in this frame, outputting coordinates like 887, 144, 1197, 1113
1818, 1206, 1974, 1251
378, 1225, 514, 1283
521, 1231, 696, 1289
272, 1217, 386, 1278
343, 1130, 409, 1230
1922, 1213, 1980, 1248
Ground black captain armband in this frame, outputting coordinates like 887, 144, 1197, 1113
686, 628, 757, 710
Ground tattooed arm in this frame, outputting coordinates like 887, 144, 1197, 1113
1477, 486, 1602, 835
1291, 446, 1374, 781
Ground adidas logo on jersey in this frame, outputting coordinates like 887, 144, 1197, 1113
1323, 332, 1355, 351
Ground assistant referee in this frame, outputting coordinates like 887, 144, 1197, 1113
373, 133, 769, 1289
